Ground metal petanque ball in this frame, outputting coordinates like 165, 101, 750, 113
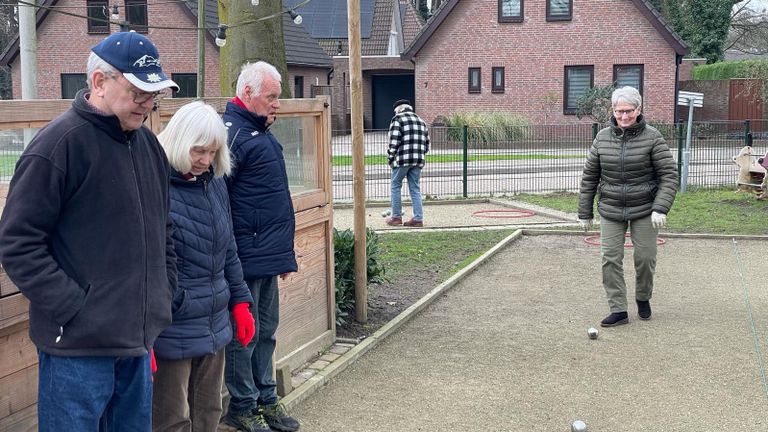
381, 209, 391, 217
571, 420, 588, 432
587, 327, 599, 340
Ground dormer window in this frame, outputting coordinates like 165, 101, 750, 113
547, 0, 572, 21
499, 0, 523, 23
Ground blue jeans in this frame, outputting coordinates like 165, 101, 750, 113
390, 166, 423, 221
225, 276, 280, 415
37, 351, 152, 432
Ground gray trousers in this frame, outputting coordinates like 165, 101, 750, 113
600, 215, 657, 313
152, 350, 225, 432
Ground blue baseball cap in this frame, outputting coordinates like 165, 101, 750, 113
91, 31, 179, 92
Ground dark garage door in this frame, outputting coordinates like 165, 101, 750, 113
372, 74, 415, 129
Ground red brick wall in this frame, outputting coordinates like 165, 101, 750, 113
285, 67, 330, 99
330, 56, 414, 130
10, 0, 222, 99
411, 0, 680, 125
677, 80, 729, 121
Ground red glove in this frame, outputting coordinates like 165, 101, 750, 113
150, 348, 157, 379
232, 303, 255, 347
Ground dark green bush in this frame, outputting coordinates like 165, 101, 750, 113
333, 227, 387, 326
692, 60, 768, 80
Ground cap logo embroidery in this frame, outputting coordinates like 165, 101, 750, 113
133, 54, 161, 68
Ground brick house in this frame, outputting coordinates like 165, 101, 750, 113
0, 0, 332, 101
401, 0, 689, 125
285, 0, 426, 130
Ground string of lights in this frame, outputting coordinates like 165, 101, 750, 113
11, 0, 311, 38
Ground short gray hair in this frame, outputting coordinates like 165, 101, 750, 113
157, 101, 231, 177
236, 61, 282, 99
86, 52, 118, 90
611, 86, 642, 109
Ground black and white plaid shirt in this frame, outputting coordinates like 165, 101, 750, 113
387, 107, 430, 168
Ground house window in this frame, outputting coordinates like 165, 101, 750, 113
172, 73, 196, 98
563, 65, 593, 114
86, 0, 109, 34
468, 68, 481, 93
294, 76, 304, 98
498, 0, 523, 22
61, 74, 88, 99
492, 67, 505, 93
547, 0, 572, 21
613, 64, 644, 95
125, 0, 148, 32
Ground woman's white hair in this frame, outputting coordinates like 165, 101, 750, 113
86, 53, 118, 90
612, 86, 642, 109
157, 101, 231, 177
236, 61, 282, 99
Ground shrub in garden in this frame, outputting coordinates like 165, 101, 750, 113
444, 111, 530, 145
333, 227, 387, 326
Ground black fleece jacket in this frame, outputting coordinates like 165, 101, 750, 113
0, 89, 177, 357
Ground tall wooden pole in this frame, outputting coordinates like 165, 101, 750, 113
197, 0, 205, 97
347, 0, 367, 323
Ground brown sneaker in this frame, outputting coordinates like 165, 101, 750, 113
403, 218, 423, 227
385, 216, 403, 226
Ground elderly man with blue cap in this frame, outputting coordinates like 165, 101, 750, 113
0, 32, 179, 431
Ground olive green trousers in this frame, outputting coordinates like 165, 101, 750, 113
600, 215, 657, 313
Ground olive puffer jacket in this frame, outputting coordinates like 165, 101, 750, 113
578, 115, 679, 222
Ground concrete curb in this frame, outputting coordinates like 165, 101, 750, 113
281, 229, 525, 410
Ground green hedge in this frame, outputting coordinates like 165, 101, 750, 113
692, 60, 768, 80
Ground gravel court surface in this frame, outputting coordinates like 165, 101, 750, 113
332, 200, 574, 231
291, 234, 768, 431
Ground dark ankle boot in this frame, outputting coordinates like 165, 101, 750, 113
600, 311, 629, 327
637, 300, 652, 320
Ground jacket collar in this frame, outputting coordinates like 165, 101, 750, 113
611, 114, 646, 138
226, 100, 270, 132
72, 88, 137, 143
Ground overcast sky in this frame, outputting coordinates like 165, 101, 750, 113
737, 0, 768, 11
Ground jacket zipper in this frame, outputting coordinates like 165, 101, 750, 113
128, 139, 150, 350
204, 179, 217, 347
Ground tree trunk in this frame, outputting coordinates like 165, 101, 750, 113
218, 0, 291, 98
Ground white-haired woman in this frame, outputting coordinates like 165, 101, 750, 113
152, 101, 255, 431
578, 86, 679, 327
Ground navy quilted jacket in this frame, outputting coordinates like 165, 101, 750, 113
224, 102, 298, 280
154, 170, 253, 360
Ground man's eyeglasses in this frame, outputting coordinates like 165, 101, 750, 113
105, 72, 165, 104
613, 108, 637, 117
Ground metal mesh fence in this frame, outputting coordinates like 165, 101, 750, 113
331, 120, 766, 202
0, 120, 764, 201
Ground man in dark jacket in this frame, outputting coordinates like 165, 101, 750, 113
385, 99, 430, 227
578, 86, 678, 328
222, 61, 300, 432
0, 32, 178, 431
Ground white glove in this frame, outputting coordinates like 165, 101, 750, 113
578, 218, 593, 232
651, 211, 667, 229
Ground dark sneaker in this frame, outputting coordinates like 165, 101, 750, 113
385, 216, 403, 226
403, 218, 424, 227
260, 402, 300, 432
600, 311, 629, 327
637, 300, 652, 320
222, 410, 271, 432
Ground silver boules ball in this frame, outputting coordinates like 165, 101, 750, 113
587, 327, 598, 340
381, 209, 391, 217
571, 420, 588, 432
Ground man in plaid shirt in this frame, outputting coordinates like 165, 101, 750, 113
386, 99, 430, 227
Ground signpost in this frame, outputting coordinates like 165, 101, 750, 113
677, 91, 704, 193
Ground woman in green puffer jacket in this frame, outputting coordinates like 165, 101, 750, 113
578, 86, 679, 328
